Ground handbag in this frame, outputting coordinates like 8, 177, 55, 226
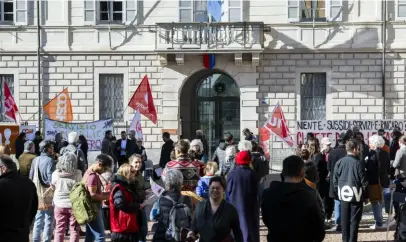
368, 151, 383, 202
32, 157, 54, 210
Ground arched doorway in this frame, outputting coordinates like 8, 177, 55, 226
180, 70, 240, 157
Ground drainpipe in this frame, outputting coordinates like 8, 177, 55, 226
381, 0, 387, 119
37, 0, 41, 130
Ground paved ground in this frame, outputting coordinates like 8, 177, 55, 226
29, 210, 396, 242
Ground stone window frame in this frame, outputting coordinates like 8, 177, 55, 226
94, 67, 129, 122
0, 68, 19, 123
287, 0, 342, 22
179, 0, 243, 22
295, 67, 332, 122
84, 0, 137, 25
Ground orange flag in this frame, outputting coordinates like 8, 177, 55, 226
43, 88, 73, 122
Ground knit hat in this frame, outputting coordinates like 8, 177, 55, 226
235, 150, 251, 166
68, 131, 79, 144
24, 141, 35, 153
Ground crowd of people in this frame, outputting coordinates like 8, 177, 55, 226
2, 125, 406, 242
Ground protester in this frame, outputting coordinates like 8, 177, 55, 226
100, 168, 113, 231
159, 132, 174, 169
219, 145, 236, 177
150, 169, 192, 241
196, 130, 209, 158
33, 131, 43, 156
30, 140, 56, 242
333, 139, 368, 242
129, 154, 151, 241
18, 141, 37, 177
378, 129, 390, 152
299, 148, 311, 162
226, 150, 259, 242
116, 131, 131, 167
308, 138, 328, 204
78, 135, 89, 164
366, 134, 389, 229
101, 130, 114, 158
0, 155, 38, 242
354, 132, 369, 163
327, 133, 348, 231
188, 176, 243, 242
213, 133, 234, 164
15, 132, 26, 159
110, 163, 144, 242
190, 139, 207, 163
54, 133, 64, 155
60, 131, 86, 175
134, 138, 147, 162
243, 128, 256, 142
391, 135, 406, 225
83, 153, 113, 242
52, 152, 82, 242
304, 162, 326, 223
262, 155, 325, 242
196, 161, 218, 199
320, 137, 334, 222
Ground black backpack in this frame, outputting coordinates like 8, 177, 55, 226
395, 204, 406, 242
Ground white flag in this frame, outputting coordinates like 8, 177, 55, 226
129, 110, 143, 140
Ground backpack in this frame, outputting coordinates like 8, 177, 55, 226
395, 204, 406, 242
69, 175, 98, 225
163, 195, 192, 241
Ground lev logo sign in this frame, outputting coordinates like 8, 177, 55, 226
337, 185, 363, 202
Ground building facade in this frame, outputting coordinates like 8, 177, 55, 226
0, 0, 404, 162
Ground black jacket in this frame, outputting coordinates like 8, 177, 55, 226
192, 200, 243, 242
262, 181, 325, 242
312, 153, 328, 198
15, 138, 25, 160
159, 139, 174, 168
367, 148, 390, 188
0, 171, 38, 242
115, 139, 132, 158
33, 137, 43, 156
333, 155, 368, 203
327, 144, 347, 198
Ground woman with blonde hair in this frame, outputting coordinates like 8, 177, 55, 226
196, 161, 218, 199
110, 163, 144, 242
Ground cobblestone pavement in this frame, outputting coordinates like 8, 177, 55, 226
29, 211, 396, 242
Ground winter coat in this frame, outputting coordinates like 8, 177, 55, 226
219, 156, 236, 177
33, 137, 43, 156
312, 153, 329, 198
18, 152, 36, 177
304, 179, 326, 222
333, 155, 368, 203
192, 199, 243, 242
262, 181, 325, 242
110, 175, 140, 241
251, 152, 269, 179
391, 139, 401, 161
150, 190, 192, 242
159, 139, 174, 169
0, 171, 38, 242
134, 172, 151, 202
60, 144, 87, 175
367, 148, 390, 188
327, 144, 347, 198
212, 142, 228, 165
15, 137, 25, 160
51, 169, 82, 208
393, 146, 406, 180
226, 166, 260, 242
101, 137, 113, 157
196, 175, 213, 199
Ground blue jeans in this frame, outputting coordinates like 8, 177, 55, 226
85, 208, 105, 242
33, 208, 54, 242
371, 201, 383, 226
383, 187, 391, 214
334, 199, 341, 226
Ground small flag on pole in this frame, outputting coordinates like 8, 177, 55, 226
128, 109, 143, 140
128, 75, 157, 124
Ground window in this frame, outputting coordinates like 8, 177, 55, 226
288, 0, 342, 22
398, 0, 406, 19
99, 74, 124, 121
0, 75, 14, 122
179, 0, 242, 22
300, 73, 326, 120
84, 0, 137, 24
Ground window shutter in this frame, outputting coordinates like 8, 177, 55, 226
14, 0, 27, 24
84, 0, 96, 25
287, 0, 299, 22
125, 0, 137, 24
327, 0, 342, 21
179, 0, 192, 22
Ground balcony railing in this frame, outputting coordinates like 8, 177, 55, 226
155, 22, 264, 52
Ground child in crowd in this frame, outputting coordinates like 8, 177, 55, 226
196, 161, 218, 199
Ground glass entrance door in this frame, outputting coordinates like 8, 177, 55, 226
196, 73, 240, 158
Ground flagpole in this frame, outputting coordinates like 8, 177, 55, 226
36, 0, 42, 130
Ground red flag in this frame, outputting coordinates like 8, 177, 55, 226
263, 102, 294, 146
3, 79, 18, 122
128, 75, 157, 124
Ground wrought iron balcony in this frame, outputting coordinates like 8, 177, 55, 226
155, 22, 264, 52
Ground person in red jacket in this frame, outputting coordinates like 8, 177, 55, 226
110, 163, 145, 242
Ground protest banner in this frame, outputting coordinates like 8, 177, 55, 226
44, 118, 113, 151
296, 119, 405, 145
20, 125, 36, 141
0, 125, 19, 154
